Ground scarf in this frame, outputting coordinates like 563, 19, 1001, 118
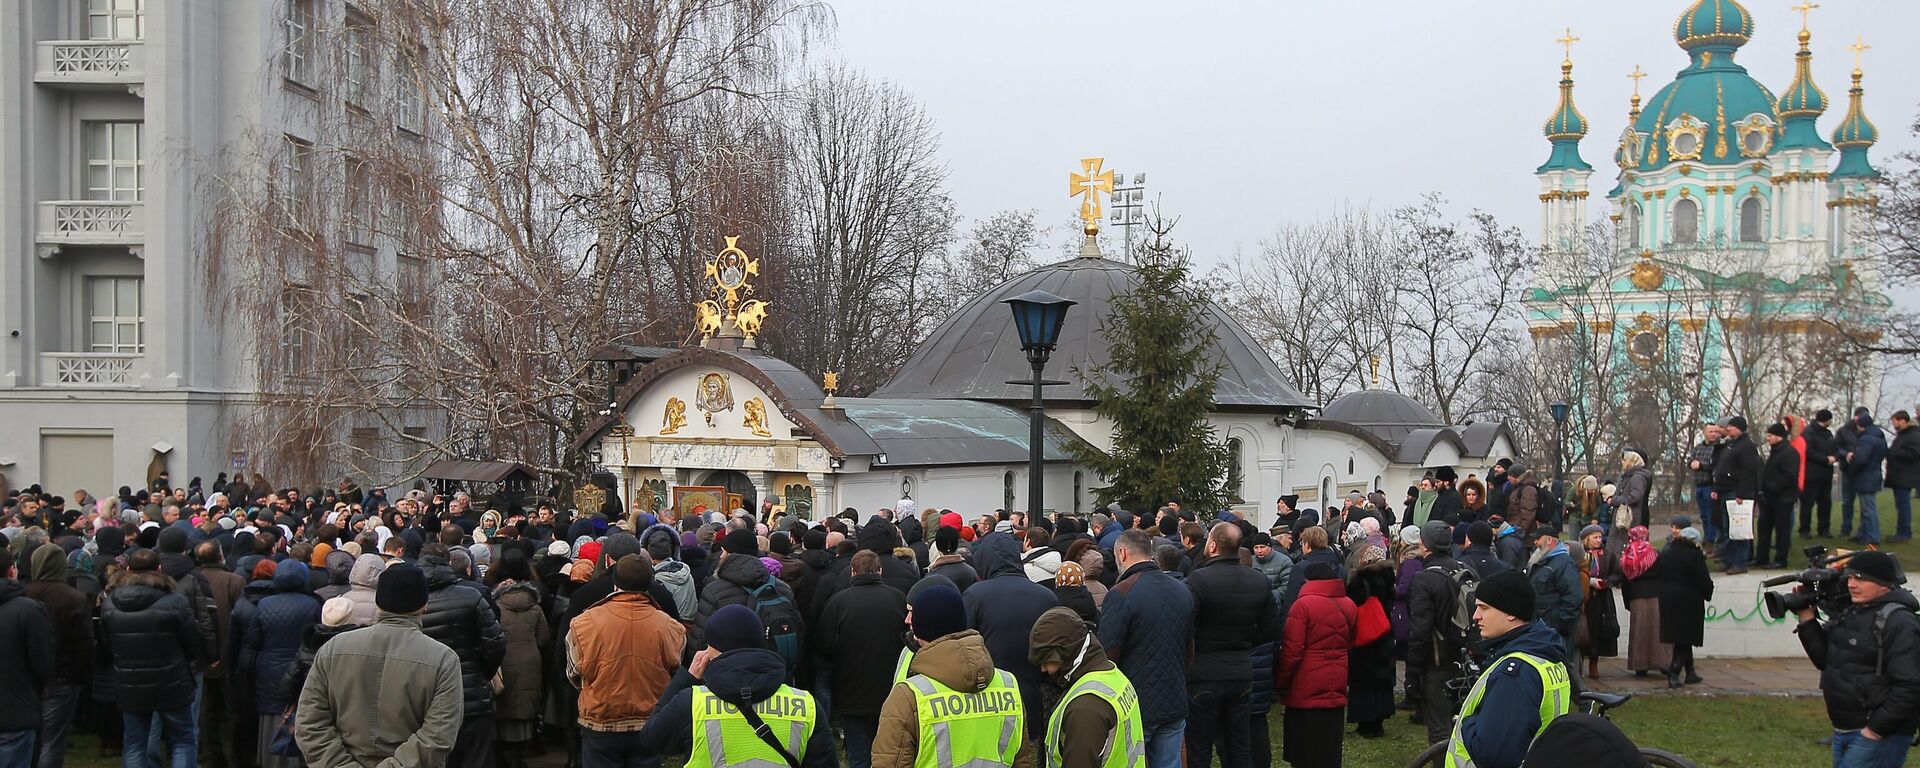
1620, 526, 1657, 580
1412, 489, 1438, 527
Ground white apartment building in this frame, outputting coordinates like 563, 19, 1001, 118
0, 0, 437, 497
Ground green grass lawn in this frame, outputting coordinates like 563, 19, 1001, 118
67, 695, 1836, 768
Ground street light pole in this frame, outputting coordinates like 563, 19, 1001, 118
1003, 290, 1075, 518
1550, 401, 1571, 519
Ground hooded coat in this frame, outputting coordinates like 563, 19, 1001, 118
688, 550, 797, 650
962, 532, 1059, 734
420, 555, 509, 717
27, 544, 92, 685
101, 568, 206, 712
633, 648, 837, 768
0, 577, 53, 730
1527, 543, 1583, 638
343, 554, 385, 626
1029, 608, 1126, 768
1274, 578, 1355, 709
314, 550, 355, 600
871, 630, 1036, 768
243, 559, 323, 714
640, 523, 698, 618
493, 581, 549, 723
1453, 620, 1568, 768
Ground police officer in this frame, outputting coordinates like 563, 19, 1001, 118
1029, 607, 1143, 768
1794, 550, 1920, 766
872, 585, 1031, 768
1446, 570, 1572, 768
635, 605, 836, 768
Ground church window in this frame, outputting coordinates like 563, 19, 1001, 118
1003, 471, 1015, 512
1671, 198, 1699, 244
1739, 196, 1764, 243
1225, 438, 1244, 501
1073, 471, 1083, 514
1628, 204, 1644, 249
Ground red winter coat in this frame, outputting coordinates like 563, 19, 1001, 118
1274, 578, 1357, 709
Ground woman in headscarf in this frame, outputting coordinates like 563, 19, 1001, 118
1577, 525, 1621, 679
1619, 525, 1669, 677
1050, 560, 1099, 624
1344, 543, 1397, 738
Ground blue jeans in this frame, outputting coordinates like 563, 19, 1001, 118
1832, 729, 1913, 768
1143, 720, 1185, 768
1185, 680, 1253, 768
124, 706, 196, 768
0, 730, 36, 768
839, 715, 879, 768
1893, 487, 1913, 539
1857, 492, 1883, 543
580, 730, 661, 768
1696, 486, 1720, 544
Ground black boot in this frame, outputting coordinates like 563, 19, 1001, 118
1685, 665, 1703, 685
1666, 665, 1683, 689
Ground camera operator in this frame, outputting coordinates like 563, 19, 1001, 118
1794, 551, 1920, 766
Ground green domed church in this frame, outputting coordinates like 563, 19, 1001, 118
1524, 0, 1889, 450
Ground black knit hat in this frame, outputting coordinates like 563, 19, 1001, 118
721, 528, 759, 557
1766, 422, 1789, 438
1475, 569, 1535, 622
1724, 415, 1749, 432
1844, 551, 1906, 587
376, 563, 430, 614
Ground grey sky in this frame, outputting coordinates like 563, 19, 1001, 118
825, 1, 1918, 260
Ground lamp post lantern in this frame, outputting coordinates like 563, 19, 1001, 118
1550, 401, 1571, 514
1003, 289, 1075, 519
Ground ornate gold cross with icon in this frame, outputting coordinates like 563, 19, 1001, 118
1069, 158, 1115, 233
695, 235, 772, 344
1627, 65, 1646, 97
1556, 27, 1580, 63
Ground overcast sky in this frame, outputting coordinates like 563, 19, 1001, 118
823, 0, 1920, 405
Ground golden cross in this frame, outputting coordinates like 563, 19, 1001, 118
1627, 65, 1647, 97
1792, 1, 1820, 31
1069, 158, 1114, 226
1556, 27, 1580, 63
1848, 35, 1871, 68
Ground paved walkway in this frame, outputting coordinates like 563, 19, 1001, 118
1585, 655, 1821, 697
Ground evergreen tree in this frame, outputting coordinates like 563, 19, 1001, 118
1072, 218, 1230, 514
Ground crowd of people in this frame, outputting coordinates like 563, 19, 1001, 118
0, 407, 1915, 768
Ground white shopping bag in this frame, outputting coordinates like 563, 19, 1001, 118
1726, 499, 1755, 541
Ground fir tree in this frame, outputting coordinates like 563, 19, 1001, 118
1072, 218, 1230, 514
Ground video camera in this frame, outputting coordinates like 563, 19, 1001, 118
1761, 544, 1854, 620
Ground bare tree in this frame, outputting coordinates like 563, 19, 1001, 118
938, 208, 1046, 299
1388, 196, 1534, 424
1229, 206, 1395, 405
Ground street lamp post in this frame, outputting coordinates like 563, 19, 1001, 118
1550, 401, 1571, 517
1003, 290, 1075, 519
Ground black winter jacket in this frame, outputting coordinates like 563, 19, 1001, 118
1407, 552, 1467, 670
1184, 554, 1282, 681
101, 569, 206, 713
0, 579, 53, 730
1798, 588, 1920, 736
689, 551, 797, 650
1888, 425, 1920, 490
420, 556, 508, 717
1803, 422, 1839, 473
1098, 561, 1194, 727
158, 550, 219, 669
1764, 441, 1802, 501
813, 573, 908, 717
1713, 433, 1762, 500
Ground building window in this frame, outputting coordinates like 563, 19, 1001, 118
284, 0, 315, 85
280, 136, 315, 226
344, 16, 374, 106
1739, 196, 1764, 243
1671, 198, 1699, 244
1628, 203, 1643, 250
394, 47, 425, 133
86, 276, 143, 353
1003, 471, 1016, 512
397, 253, 428, 318
345, 157, 374, 244
1072, 471, 1083, 514
87, 0, 144, 41
1225, 437, 1244, 501
84, 122, 144, 201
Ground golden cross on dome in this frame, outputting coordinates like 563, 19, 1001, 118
1792, 1, 1820, 31
1556, 27, 1580, 63
1627, 65, 1647, 97
1069, 157, 1115, 231
1848, 35, 1871, 69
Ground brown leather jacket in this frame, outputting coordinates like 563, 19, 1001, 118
566, 590, 686, 732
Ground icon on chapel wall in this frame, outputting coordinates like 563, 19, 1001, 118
661, 397, 688, 435
743, 397, 773, 437
695, 372, 735, 426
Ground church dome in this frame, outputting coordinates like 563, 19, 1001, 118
1318, 390, 1446, 446
1673, 0, 1754, 51
872, 255, 1314, 410
1631, 3, 1779, 169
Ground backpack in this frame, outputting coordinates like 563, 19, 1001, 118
1873, 603, 1919, 675
747, 575, 804, 674
1425, 563, 1480, 648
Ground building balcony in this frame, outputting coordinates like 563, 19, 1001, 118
39, 353, 141, 387
37, 201, 145, 250
34, 41, 146, 92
